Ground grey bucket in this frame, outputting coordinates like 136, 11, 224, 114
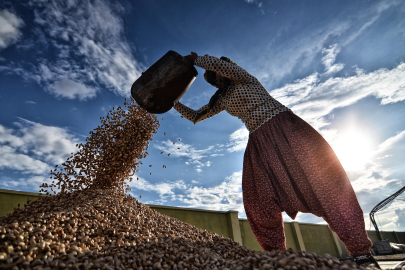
131, 50, 198, 114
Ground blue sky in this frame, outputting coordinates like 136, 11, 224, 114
1, 0, 405, 233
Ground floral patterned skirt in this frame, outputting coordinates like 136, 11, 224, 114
242, 111, 372, 256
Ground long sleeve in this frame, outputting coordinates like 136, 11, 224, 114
176, 54, 290, 133
195, 55, 255, 84
173, 100, 225, 124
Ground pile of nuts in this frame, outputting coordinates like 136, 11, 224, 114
0, 99, 379, 269
40, 98, 160, 195
0, 189, 378, 269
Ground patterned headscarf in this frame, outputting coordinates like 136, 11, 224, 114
194, 57, 237, 123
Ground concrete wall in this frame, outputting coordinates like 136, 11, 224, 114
299, 222, 343, 257
147, 204, 243, 245
1, 188, 404, 258
0, 189, 43, 217
367, 230, 405, 245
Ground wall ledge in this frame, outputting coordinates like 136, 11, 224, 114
0, 189, 43, 196
148, 204, 237, 214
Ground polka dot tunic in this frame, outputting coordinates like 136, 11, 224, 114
174, 54, 372, 256
173, 55, 290, 133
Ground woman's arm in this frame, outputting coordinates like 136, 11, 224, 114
195, 55, 255, 83
173, 100, 224, 124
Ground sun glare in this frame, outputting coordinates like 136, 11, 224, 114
331, 130, 373, 171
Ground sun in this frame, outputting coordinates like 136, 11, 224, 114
330, 129, 373, 171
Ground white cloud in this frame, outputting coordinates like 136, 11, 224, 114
0, 124, 23, 147
0, 10, 24, 49
396, 207, 405, 230
364, 201, 405, 232
321, 44, 340, 70
227, 126, 249, 152
0, 176, 50, 191
0, 145, 50, 174
210, 153, 224, 157
342, 0, 400, 47
16, 119, 79, 164
370, 130, 405, 180
129, 171, 245, 215
159, 140, 210, 160
154, 140, 216, 172
0, 119, 80, 175
351, 171, 396, 193
375, 130, 405, 154
180, 171, 244, 213
270, 73, 319, 113
5, 0, 144, 99
253, 20, 350, 85
254, 0, 402, 87
49, 79, 97, 100
324, 63, 345, 76
271, 62, 405, 129
129, 176, 187, 197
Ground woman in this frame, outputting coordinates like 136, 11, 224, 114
174, 52, 379, 268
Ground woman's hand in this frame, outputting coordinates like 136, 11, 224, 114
184, 52, 198, 65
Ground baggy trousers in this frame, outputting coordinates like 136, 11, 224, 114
242, 111, 372, 256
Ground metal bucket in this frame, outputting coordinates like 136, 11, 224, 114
131, 50, 198, 114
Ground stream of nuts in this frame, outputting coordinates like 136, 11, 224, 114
0, 100, 379, 269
